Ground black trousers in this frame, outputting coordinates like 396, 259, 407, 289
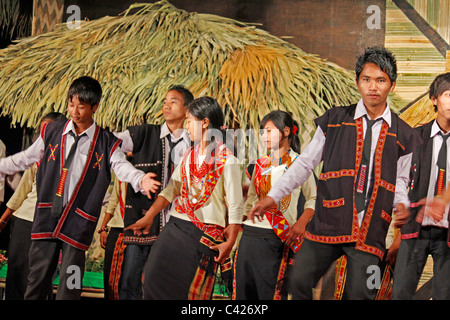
5, 217, 32, 300
289, 239, 380, 300
392, 226, 450, 300
24, 239, 86, 300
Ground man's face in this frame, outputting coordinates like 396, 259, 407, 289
163, 90, 186, 123
356, 62, 396, 110
68, 95, 97, 129
433, 89, 450, 122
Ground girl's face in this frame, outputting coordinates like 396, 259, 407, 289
262, 120, 284, 151
185, 111, 206, 143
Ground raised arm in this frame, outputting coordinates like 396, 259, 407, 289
0, 137, 44, 180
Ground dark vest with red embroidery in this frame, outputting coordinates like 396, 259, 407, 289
33, 120, 122, 250
123, 124, 164, 245
402, 121, 450, 247
307, 104, 421, 259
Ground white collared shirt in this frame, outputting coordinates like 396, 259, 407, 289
0, 120, 145, 204
159, 122, 191, 187
159, 150, 244, 228
244, 150, 317, 229
423, 120, 449, 228
268, 99, 412, 227
354, 100, 392, 225
115, 123, 190, 187
62, 121, 97, 203
114, 123, 190, 225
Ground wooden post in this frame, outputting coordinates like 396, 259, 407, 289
32, 0, 64, 36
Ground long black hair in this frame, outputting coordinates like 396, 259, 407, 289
41, 112, 67, 123
187, 96, 236, 155
260, 110, 300, 154
187, 97, 224, 130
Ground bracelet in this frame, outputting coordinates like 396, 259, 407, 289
97, 227, 109, 234
0, 220, 6, 225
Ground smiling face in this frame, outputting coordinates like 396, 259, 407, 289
185, 111, 207, 143
356, 62, 396, 110
68, 95, 97, 132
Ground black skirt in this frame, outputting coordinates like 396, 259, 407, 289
142, 216, 220, 300
233, 224, 291, 300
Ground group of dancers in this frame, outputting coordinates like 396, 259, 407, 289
0, 46, 449, 300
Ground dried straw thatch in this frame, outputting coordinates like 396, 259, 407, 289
0, 1, 379, 145
399, 92, 436, 128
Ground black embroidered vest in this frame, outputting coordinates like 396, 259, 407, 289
123, 124, 164, 245
402, 121, 450, 247
307, 104, 421, 259
34, 120, 121, 250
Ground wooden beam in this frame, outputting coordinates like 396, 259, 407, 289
392, 0, 449, 58
447, 50, 450, 72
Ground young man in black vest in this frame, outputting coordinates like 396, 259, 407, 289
392, 72, 450, 300
0, 76, 156, 300
249, 47, 422, 299
113, 85, 193, 299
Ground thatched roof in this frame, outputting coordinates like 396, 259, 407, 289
0, 1, 376, 144
0, 0, 31, 40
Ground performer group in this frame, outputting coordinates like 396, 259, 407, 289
0, 46, 449, 300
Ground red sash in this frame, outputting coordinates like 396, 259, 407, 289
253, 152, 302, 252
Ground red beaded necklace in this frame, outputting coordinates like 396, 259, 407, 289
189, 142, 216, 185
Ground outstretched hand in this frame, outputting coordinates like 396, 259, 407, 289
209, 241, 234, 264
394, 203, 410, 228
141, 172, 161, 199
124, 215, 154, 236
247, 196, 276, 223
415, 197, 446, 224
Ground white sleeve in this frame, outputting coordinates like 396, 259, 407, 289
113, 130, 134, 153
393, 152, 412, 208
110, 147, 145, 193
0, 136, 44, 180
223, 156, 244, 225
268, 127, 325, 203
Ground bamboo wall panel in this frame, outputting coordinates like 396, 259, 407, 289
409, 0, 450, 44
32, 0, 64, 36
385, 0, 446, 109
